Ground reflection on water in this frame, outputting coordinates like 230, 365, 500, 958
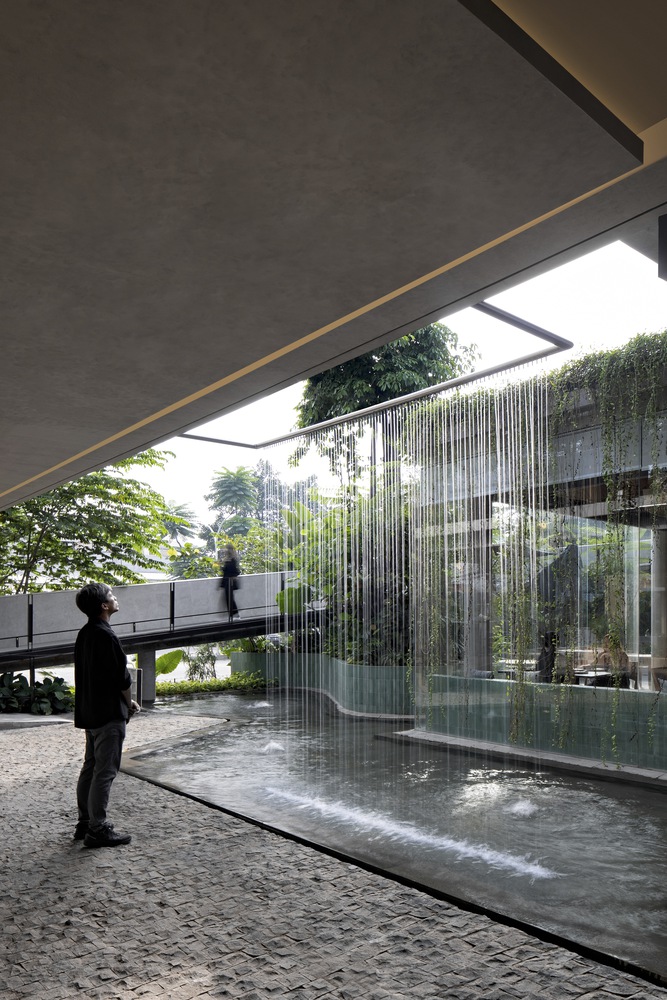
128, 693, 667, 978
265, 786, 557, 879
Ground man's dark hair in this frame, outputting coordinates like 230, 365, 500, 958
75, 582, 111, 618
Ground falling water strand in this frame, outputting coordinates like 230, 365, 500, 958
262, 365, 554, 866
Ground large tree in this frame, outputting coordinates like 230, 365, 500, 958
0, 450, 172, 594
202, 460, 318, 545
295, 323, 476, 427
290, 324, 476, 648
293, 323, 476, 483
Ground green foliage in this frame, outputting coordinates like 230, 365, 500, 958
182, 644, 217, 680
205, 467, 259, 537
548, 331, 667, 430
168, 543, 219, 580
155, 671, 275, 697
162, 502, 199, 544
34, 675, 74, 714
272, 486, 410, 665
219, 635, 284, 656
0, 449, 172, 595
217, 522, 282, 575
253, 459, 319, 527
295, 323, 476, 427
275, 583, 312, 615
548, 330, 667, 651
280, 500, 313, 553
0, 672, 31, 712
294, 325, 476, 483
155, 649, 184, 676
170, 521, 282, 580
0, 672, 74, 714
197, 461, 318, 576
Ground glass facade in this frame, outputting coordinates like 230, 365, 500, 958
261, 362, 667, 769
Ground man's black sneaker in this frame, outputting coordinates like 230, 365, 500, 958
83, 824, 131, 848
73, 820, 89, 841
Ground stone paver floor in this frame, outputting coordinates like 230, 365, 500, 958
1, 711, 666, 999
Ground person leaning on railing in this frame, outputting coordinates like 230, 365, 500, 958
219, 543, 241, 620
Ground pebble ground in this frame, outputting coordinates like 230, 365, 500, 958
1, 711, 666, 999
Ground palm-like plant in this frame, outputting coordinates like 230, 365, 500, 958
205, 467, 259, 537
162, 502, 199, 545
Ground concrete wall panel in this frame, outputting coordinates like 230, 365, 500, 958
31, 591, 82, 648
0, 594, 29, 652
112, 583, 172, 638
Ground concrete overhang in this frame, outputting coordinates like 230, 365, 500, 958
2, 0, 667, 508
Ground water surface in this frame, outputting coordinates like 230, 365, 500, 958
125, 693, 667, 978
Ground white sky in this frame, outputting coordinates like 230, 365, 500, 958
138, 241, 667, 524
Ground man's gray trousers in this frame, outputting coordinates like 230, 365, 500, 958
76, 720, 126, 831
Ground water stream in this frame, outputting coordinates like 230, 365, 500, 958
124, 693, 667, 979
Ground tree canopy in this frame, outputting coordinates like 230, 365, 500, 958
295, 322, 476, 427
204, 466, 259, 537
168, 460, 322, 581
0, 450, 173, 594
167, 542, 219, 581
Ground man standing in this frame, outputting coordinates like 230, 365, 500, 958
74, 583, 140, 847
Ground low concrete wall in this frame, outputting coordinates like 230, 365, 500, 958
230, 653, 667, 769
229, 651, 413, 719
421, 674, 667, 771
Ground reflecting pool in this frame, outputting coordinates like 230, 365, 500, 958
124, 693, 667, 979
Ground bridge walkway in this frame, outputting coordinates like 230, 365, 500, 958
0, 574, 317, 698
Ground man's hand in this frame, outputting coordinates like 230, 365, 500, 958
128, 700, 141, 719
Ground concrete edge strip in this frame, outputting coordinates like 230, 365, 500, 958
390, 729, 667, 791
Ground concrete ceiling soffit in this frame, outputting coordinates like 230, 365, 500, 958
489, 0, 667, 134
458, 0, 643, 156
0, 0, 644, 508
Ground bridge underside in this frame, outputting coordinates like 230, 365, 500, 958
0, 613, 317, 673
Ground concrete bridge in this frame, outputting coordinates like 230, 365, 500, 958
0, 573, 314, 702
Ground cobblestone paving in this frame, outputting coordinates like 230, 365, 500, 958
1, 712, 666, 999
